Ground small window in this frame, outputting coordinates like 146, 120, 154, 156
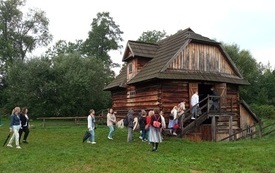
128, 63, 133, 74
127, 90, 136, 98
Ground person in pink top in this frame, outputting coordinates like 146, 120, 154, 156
106, 108, 116, 140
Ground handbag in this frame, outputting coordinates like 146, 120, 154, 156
173, 123, 179, 129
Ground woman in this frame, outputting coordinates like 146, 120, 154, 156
19, 107, 30, 144
149, 108, 162, 152
87, 109, 96, 144
106, 108, 116, 140
7, 107, 22, 149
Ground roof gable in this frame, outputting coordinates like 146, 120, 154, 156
105, 28, 249, 90
122, 41, 158, 61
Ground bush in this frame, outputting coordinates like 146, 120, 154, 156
250, 104, 275, 119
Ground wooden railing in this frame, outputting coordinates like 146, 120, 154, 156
219, 120, 275, 141
180, 95, 235, 137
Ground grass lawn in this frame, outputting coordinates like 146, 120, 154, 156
0, 119, 274, 173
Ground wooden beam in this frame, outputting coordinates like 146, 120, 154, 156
211, 116, 216, 142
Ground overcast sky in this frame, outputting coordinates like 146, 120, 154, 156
25, 0, 275, 71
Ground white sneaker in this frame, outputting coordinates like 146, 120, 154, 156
91, 142, 96, 144
191, 117, 195, 120
87, 141, 92, 144
173, 132, 177, 136
108, 137, 113, 140
7, 144, 13, 147
16, 146, 21, 149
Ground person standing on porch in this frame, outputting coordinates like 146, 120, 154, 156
211, 87, 219, 111
191, 91, 199, 120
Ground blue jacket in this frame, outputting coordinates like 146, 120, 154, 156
10, 114, 21, 127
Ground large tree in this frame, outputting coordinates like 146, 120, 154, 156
82, 12, 123, 67
137, 30, 167, 43
0, 0, 52, 67
45, 39, 83, 58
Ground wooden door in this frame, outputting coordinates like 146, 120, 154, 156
215, 83, 227, 110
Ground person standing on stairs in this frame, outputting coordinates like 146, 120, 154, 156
191, 90, 199, 120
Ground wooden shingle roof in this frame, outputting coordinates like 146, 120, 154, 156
104, 28, 249, 91
122, 41, 158, 61
104, 66, 127, 90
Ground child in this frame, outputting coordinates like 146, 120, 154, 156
139, 109, 147, 141
87, 109, 96, 144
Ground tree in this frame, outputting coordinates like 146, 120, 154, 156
0, 0, 52, 67
5, 53, 113, 117
223, 43, 262, 103
82, 12, 123, 67
45, 39, 83, 58
137, 30, 167, 43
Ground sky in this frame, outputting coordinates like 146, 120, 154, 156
24, 0, 275, 72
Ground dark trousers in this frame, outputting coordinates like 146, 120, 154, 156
19, 126, 29, 142
141, 129, 147, 140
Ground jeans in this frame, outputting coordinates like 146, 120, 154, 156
191, 105, 198, 118
8, 125, 21, 146
88, 129, 95, 142
141, 129, 147, 140
213, 101, 219, 111
108, 125, 114, 138
127, 127, 133, 142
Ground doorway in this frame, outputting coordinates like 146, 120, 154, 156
198, 84, 213, 112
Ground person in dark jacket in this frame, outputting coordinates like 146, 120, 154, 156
126, 109, 134, 142
211, 87, 219, 111
139, 109, 147, 141
19, 107, 30, 144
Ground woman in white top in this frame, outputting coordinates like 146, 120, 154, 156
87, 109, 96, 144
106, 108, 116, 140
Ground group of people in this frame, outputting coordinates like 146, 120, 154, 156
168, 101, 186, 136
86, 87, 219, 151
85, 108, 117, 144
7, 107, 30, 149
93, 108, 164, 152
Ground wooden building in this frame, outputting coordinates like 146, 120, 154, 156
104, 28, 260, 141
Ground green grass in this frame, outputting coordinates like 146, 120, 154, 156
0, 119, 274, 173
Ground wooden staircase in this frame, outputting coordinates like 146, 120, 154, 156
180, 95, 239, 140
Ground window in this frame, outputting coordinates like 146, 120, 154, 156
127, 90, 136, 98
128, 63, 133, 74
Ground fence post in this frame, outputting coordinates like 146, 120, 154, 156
258, 121, 263, 139
211, 116, 216, 142
0, 114, 2, 126
229, 114, 233, 141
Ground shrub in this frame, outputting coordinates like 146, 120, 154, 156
250, 104, 275, 119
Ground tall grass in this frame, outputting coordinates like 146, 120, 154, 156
0, 119, 274, 173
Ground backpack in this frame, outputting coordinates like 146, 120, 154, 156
152, 115, 161, 128
123, 115, 129, 127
